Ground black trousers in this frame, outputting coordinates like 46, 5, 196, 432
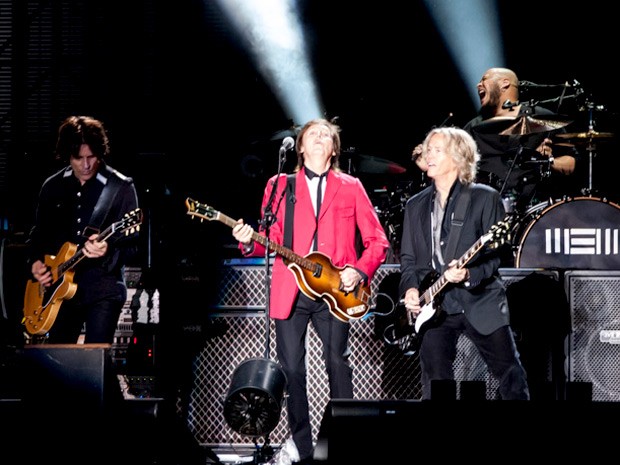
419, 313, 530, 400
46, 294, 125, 344
275, 292, 353, 461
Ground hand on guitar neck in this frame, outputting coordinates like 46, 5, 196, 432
31, 234, 109, 286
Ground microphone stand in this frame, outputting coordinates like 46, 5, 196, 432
261, 145, 289, 357
247, 143, 288, 464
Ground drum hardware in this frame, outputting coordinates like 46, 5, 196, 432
498, 145, 534, 201
556, 100, 615, 195
519, 146, 554, 179
554, 142, 575, 148
342, 148, 407, 175
557, 130, 615, 140
475, 112, 571, 207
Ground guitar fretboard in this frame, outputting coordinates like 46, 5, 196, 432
55, 209, 141, 279
419, 236, 487, 307
214, 210, 321, 275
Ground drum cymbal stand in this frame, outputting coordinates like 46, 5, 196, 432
498, 145, 525, 213
582, 101, 598, 196
582, 139, 597, 196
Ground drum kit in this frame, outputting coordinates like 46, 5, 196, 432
474, 108, 618, 269
354, 103, 618, 269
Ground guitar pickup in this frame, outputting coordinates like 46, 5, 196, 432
312, 264, 322, 278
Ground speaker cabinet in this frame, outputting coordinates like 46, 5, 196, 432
453, 268, 567, 400
185, 313, 420, 447
0, 240, 29, 346
565, 270, 620, 401
184, 266, 569, 448
21, 343, 116, 414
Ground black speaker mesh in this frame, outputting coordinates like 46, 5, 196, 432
182, 265, 556, 447
186, 313, 422, 446
452, 269, 562, 400
566, 270, 620, 401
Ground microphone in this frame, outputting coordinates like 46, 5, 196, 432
279, 136, 295, 163
502, 99, 519, 110
280, 136, 295, 153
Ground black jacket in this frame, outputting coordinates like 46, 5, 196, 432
27, 162, 140, 304
398, 181, 511, 335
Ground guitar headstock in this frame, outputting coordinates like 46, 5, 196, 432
185, 197, 218, 222
487, 214, 515, 249
113, 208, 143, 236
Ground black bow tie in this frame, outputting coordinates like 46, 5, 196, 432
305, 168, 328, 180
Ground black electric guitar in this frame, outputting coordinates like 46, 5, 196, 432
22, 208, 143, 336
185, 197, 371, 323
382, 215, 514, 355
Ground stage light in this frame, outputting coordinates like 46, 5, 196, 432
216, 0, 324, 127
423, 0, 504, 108
223, 357, 287, 438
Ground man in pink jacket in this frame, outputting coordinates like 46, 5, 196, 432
233, 118, 389, 464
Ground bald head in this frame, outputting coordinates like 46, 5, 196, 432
487, 68, 519, 87
477, 67, 520, 116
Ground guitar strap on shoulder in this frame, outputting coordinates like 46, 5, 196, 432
284, 173, 296, 248
443, 185, 471, 265
89, 165, 125, 232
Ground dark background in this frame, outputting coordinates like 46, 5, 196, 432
1, 0, 618, 268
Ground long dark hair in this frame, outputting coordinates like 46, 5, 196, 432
55, 115, 110, 162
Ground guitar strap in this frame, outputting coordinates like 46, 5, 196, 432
89, 165, 125, 232
443, 185, 471, 266
284, 173, 296, 248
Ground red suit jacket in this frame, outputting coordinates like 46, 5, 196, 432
242, 169, 389, 319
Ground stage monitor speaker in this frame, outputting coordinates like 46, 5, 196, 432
313, 399, 620, 463
21, 343, 118, 414
0, 239, 29, 347
565, 270, 620, 401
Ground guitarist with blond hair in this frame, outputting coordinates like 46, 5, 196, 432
399, 126, 530, 401
26, 115, 139, 344
232, 118, 389, 464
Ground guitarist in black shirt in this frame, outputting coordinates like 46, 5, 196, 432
26, 115, 140, 344
399, 127, 529, 401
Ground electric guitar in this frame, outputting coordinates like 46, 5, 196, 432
381, 215, 513, 355
185, 197, 371, 323
22, 208, 143, 336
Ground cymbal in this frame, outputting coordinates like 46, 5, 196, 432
351, 154, 407, 175
499, 114, 573, 136
473, 116, 519, 134
270, 126, 301, 141
556, 130, 615, 140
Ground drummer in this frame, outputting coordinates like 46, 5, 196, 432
463, 67, 580, 214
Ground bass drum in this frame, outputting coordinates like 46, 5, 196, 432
515, 196, 620, 269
